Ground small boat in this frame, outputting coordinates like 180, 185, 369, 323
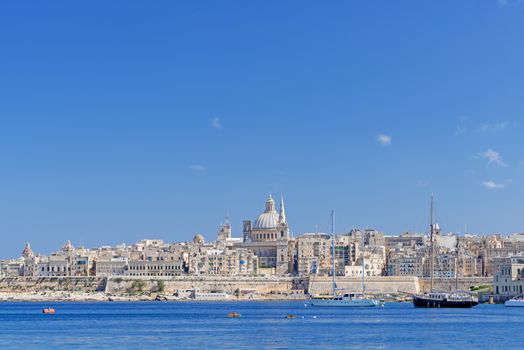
226, 312, 241, 318
42, 308, 55, 314
505, 295, 524, 307
285, 314, 297, 319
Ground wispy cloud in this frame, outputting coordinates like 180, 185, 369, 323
455, 118, 512, 135
479, 149, 507, 167
210, 117, 221, 129
482, 180, 505, 189
377, 134, 392, 146
189, 164, 206, 171
477, 121, 509, 132
455, 117, 468, 135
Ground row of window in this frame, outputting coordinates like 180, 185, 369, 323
129, 265, 181, 270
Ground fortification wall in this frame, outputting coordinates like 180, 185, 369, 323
418, 277, 492, 293
0, 276, 494, 299
105, 276, 295, 295
0, 277, 106, 292
307, 276, 420, 295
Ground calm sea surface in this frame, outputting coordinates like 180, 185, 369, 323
0, 301, 522, 349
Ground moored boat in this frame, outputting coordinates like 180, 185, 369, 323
412, 196, 478, 309
311, 293, 379, 307
505, 295, 524, 307
310, 211, 379, 308
413, 290, 479, 308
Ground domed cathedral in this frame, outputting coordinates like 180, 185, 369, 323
238, 194, 294, 275
243, 194, 290, 243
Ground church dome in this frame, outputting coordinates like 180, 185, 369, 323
253, 195, 280, 229
193, 234, 205, 245
254, 212, 279, 229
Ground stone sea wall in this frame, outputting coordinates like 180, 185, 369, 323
418, 277, 492, 293
0, 276, 494, 301
105, 275, 296, 295
0, 277, 106, 293
307, 276, 420, 295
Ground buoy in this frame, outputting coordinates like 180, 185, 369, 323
42, 308, 55, 315
285, 315, 296, 319
226, 312, 241, 318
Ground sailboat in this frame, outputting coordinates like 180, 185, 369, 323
310, 211, 379, 307
412, 196, 479, 308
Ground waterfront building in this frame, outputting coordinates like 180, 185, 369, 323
386, 250, 425, 276
296, 233, 332, 276
0, 259, 24, 277
493, 256, 524, 296
95, 257, 128, 277
188, 239, 258, 276
385, 232, 424, 250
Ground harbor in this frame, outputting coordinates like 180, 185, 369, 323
0, 301, 522, 350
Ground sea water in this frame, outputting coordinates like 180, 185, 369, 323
0, 302, 522, 349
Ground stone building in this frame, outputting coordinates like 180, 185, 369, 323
296, 233, 332, 276
238, 195, 293, 274
95, 257, 128, 276
386, 250, 425, 277
493, 256, 524, 296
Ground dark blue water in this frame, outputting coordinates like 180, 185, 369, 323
0, 302, 521, 349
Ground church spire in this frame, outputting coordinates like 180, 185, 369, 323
279, 196, 286, 224
22, 242, 34, 257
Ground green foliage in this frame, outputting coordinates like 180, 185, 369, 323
156, 280, 165, 293
470, 284, 493, 293
131, 279, 146, 293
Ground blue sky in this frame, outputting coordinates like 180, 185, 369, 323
1, 1, 523, 257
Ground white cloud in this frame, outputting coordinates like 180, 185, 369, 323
479, 149, 507, 167
210, 117, 221, 129
455, 118, 511, 135
455, 117, 468, 135
377, 134, 392, 146
477, 121, 509, 132
481, 180, 505, 189
189, 164, 206, 171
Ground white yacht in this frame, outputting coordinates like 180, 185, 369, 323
311, 293, 379, 307
505, 295, 524, 307
310, 211, 380, 308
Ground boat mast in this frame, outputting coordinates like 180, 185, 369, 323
331, 210, 336, 298
430, 195, 434, 291
455, 234, 459, 291
362, 230, 365, 296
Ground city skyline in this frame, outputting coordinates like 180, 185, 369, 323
2, 1, 524, 257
